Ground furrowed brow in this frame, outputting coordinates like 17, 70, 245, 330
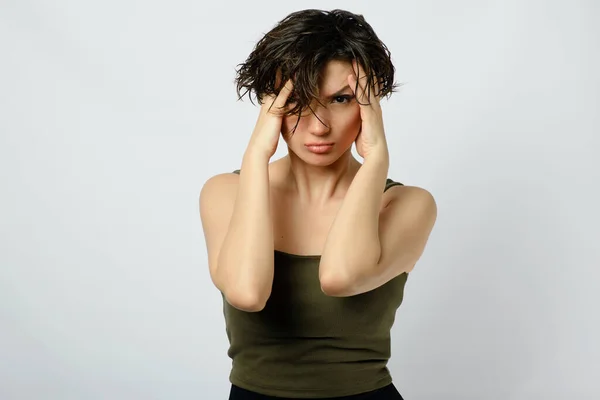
324, 84, 352, 100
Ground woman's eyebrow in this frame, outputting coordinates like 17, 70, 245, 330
323, 84, 352, 99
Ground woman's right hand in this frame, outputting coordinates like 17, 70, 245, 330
245, 79, 295, 161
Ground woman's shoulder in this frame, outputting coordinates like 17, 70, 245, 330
199, 170, 241, 205
202, 169, 240, 188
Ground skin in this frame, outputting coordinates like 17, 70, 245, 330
279, 60, 363, 197
200, 59, 437, 310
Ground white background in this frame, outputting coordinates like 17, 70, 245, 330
1, 0, 599, 399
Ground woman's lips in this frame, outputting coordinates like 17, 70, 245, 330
305, 143, 334, 154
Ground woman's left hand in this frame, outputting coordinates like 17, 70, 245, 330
348, 60, 390, 163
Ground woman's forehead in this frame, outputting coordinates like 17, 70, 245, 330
317, 60, 354, 93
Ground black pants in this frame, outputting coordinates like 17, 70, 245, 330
229, 383, 404, 400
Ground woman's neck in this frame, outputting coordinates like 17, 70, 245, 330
282, 150, 362, 205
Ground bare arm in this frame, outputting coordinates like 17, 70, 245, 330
199, 79, 294, 312
319, 159, 437, 297
319, 61, 437, 296
200, 152, 274, 311
318, 157, 388, 294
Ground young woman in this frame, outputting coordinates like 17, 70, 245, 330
200, 9, 437, 400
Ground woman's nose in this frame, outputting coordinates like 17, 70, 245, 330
307, 108, 330, 136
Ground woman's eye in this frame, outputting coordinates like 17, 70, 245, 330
333, 95, 353, 104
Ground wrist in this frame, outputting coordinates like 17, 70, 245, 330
362, 148, 390, 169
242, 148, 271, 167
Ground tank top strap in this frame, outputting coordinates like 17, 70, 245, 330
384, 177, 404, 192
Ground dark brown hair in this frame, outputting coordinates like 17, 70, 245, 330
234, 9, 398, 117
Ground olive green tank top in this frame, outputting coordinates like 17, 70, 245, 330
222, 169, 408, 398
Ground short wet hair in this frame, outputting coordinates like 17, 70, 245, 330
234, 9, 398, 116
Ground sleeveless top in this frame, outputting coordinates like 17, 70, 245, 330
222, 169, 408, 398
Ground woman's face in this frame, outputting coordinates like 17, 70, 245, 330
281, 60, 361, 166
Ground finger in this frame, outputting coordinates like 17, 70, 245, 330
352, 59, 368, 83
373, 73, 382, 96
372, 75, 382, 104
348, 73, 367, 108
351, 60, 372, 104
274, 79, 294, 107
261, 91, 277, 112
354, 60, 382, 105
261, 70, 288, 112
